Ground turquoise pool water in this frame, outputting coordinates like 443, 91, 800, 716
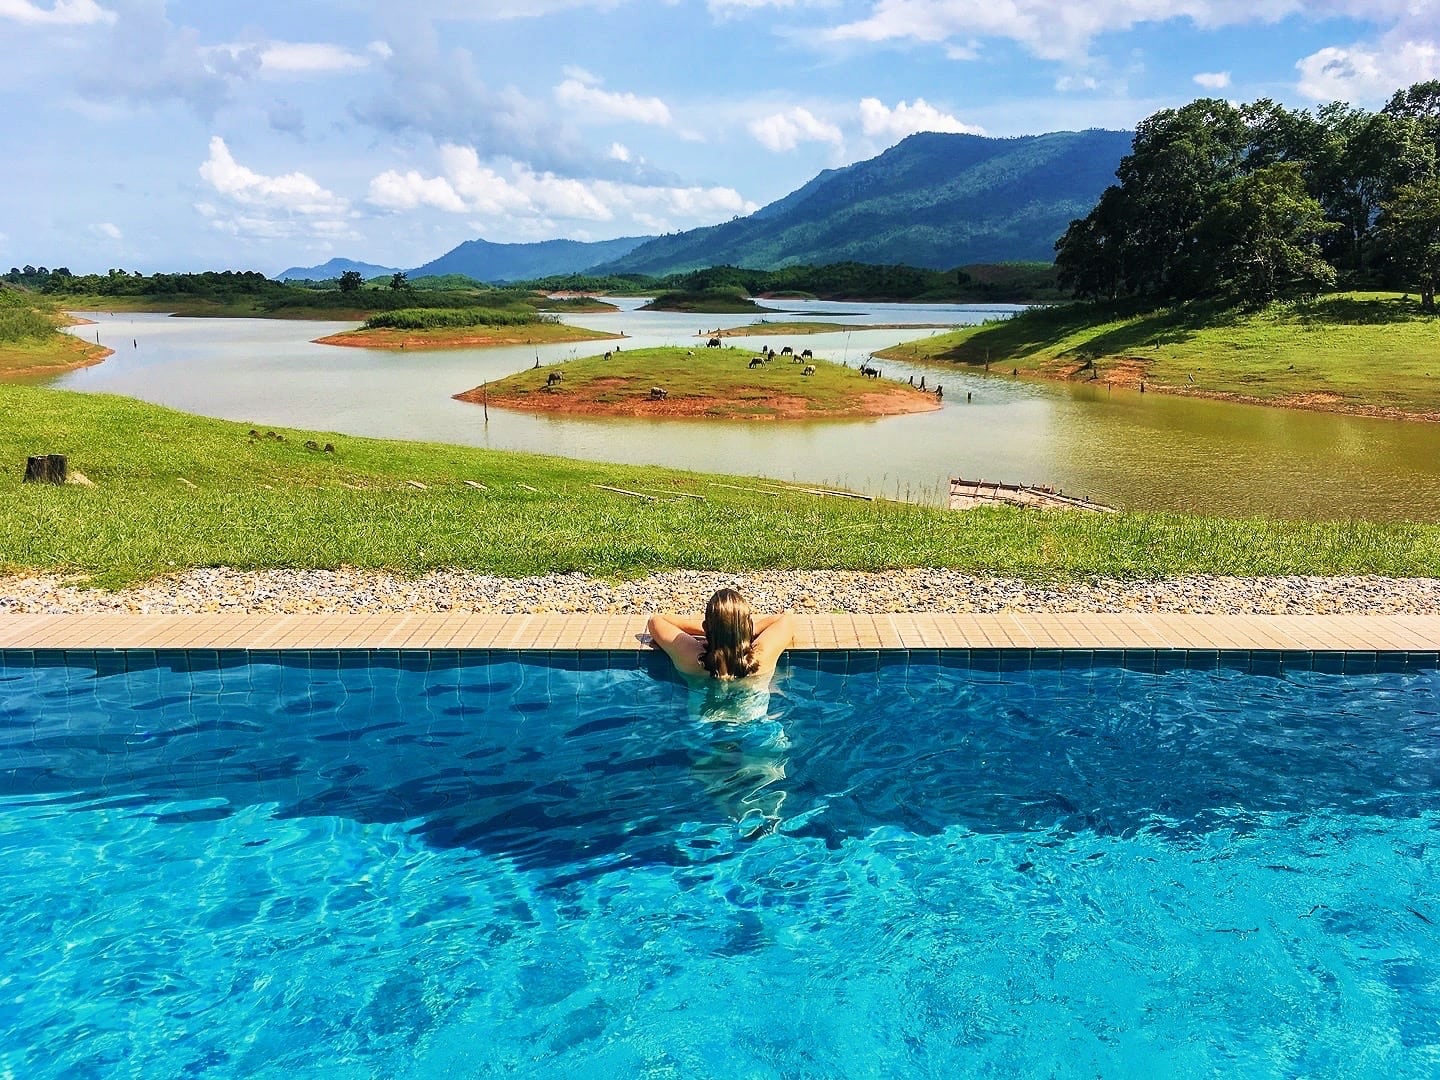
0, 650, 1437, 1078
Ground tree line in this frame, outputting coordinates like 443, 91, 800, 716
1056, 81, 1440, 309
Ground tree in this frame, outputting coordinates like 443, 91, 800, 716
389, 271, 408, 291
1198, 162, 1337, 305
1055, 186, 1132, 300
1379, 177, 1440, 310
1115, 98, 1251, 297
338, 270, 363, 294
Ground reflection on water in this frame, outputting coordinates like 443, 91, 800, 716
689, 679, 790, 840
46, 301, 1440, 520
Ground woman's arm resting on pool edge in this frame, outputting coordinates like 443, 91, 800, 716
751, 612, 796, 672
646, 614, 706, 676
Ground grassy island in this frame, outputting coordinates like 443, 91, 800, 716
456, 345, 940, 420
0, 291, 111, 377
640, 289, 780, 314
3, 384, 1439, 586
534, 296, 621, 314
878, 293, 1440, 421
315, 307, 620, 351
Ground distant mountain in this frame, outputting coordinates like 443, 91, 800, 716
410, 236, 652, 283
593, 129, 1133, 276
276, 257, 400, 281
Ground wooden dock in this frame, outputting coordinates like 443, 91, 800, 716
949, 477, 1116, 512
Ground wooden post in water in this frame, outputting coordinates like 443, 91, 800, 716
483, 381, 489, 422
23, 455, 68, 484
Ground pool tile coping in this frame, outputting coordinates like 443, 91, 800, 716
2, 613, 1439, 652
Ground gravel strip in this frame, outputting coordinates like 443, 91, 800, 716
2, 569, 1438, 615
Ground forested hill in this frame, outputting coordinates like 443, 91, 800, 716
277, 257, 399, 281
410, 236, 651, 282
592, 129, 1133, 275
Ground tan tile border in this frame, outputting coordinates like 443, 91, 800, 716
1, 614, 1439, 652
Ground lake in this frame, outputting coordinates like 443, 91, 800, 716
48, 300, 1440, 521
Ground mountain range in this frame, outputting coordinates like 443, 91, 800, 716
279, 128, 1132, 282
276, 257, 400, 281
596, 129, 1131, 275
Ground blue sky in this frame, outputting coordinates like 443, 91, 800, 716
2, 0, 1436, 274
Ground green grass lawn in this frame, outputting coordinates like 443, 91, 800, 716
879, 293, 1440, 416
479, 345, 931, 418
3, 385, 1440, 587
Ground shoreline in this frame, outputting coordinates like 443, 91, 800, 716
878, 349, 1440, 424
313, 323, 622, 351
461, 385, 940, 420
0, 321, 113, 379
3, 569, 1437, 615
714, 322, 956, 337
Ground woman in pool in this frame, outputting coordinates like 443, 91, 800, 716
648, 588, 795, 680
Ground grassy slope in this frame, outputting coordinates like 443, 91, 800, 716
0, 290, 110, 376
3, 385, 1439, 586
477, 346, 932, 418
878, 293, 1440, 417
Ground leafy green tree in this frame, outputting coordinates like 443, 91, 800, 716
1198, 162, 1337, 305
389, 271, 408, 291
1379, 178, 1440, 310
1114, 98, 1251, 297
338, 270, 363, 294
1055, 186, 1131, 300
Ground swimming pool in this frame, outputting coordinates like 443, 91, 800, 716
1, 649, 1437, 1077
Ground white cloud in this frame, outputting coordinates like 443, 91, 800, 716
1296, 39, 1440, 102
90, 222, 122, 240
608, 142, 632, 162
553, 77, 672, 125
397, 0, 634, 17
859, 97, 984, 139
1055, 75, 1101, 92
200, 137, 348, 215
198, 137, 355, 241
367, 144, 757, 236
203, 40, 375, 77
562, 64, 599, 85
367, 169, 468, 213
0, 0, 115, 25
708, 0, 829, 14
1193, 70, 1231, 88
258, 42, 372, 75
826, 1, 1428, 63
748, 107, 844, 151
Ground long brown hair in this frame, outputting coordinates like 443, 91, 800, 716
700, 588, 760, 679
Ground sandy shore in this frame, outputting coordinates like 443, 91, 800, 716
313, 324, 621, 351
3, 569, 1437, 615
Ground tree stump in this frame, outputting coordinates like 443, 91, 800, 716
23, 455, 68, 485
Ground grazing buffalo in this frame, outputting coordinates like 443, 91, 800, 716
748, 356, 765, 369
706, 337, 722, 348
802, 365, 816, 376
603, 351, 613, 361
780, 345, 793, 355
650, 386, 668, 400
546, 371, 563, 386
800, 349, 813, 359
859, 364, 881, 378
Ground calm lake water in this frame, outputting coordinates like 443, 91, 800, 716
48, 300, 1440, 520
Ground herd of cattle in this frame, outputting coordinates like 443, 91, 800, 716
537, 340, 945, 401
